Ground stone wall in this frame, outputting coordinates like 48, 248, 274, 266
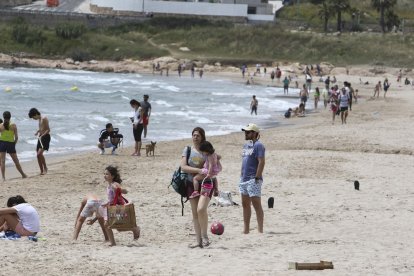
0, 0, 31, 8
0, 9, 148, 28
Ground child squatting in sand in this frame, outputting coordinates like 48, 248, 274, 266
190, 141, 222, 198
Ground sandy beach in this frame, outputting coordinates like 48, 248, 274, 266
1, 64, 414, 275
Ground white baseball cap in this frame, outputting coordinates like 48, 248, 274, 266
241, 123, 260, 133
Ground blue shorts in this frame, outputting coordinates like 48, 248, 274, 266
0, 141, 16, 154
239, 178, 263, 197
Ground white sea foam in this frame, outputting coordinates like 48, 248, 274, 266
196, 117, 214, 124
153, 100, 173, 107
88, 123, 99, 130
57, 133, 86, 141
91, 115, 109, 122
1, 67, 296, 163
159, 85, 180, 92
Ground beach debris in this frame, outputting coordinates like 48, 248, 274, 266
4, 87, 12, 92
268, 197, 274, 208
214, 191, 237, 207
354, 180, 360, 190
179, 47, 190, 51
288, 261, 334, 270
70, 86, 79, 91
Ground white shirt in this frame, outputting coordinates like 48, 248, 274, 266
13, 203, 40, 233
132, 107, 142, 125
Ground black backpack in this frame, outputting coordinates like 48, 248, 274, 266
169, 146, 191, 216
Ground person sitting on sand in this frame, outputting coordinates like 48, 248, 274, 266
296, 103, 305, 117
0, 195, 40, 237
73, 194, 109, 241
284, 108, 292, 118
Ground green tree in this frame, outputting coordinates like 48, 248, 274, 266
371, 0, 398, 33
310, 0, 333, 33
329, 0, 351, 32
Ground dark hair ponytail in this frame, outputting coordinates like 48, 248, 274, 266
199, 141, 215, 154
3, 111, 11, 131
105, 165, 122, 184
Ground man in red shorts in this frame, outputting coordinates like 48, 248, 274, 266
140, 94, 152, 138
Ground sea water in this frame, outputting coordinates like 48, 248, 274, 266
0, 67, 300, 163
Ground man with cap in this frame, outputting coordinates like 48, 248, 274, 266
240, 123, 265, 234
140, 94, 152, 138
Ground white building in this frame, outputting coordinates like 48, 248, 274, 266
90, 0, 284, 22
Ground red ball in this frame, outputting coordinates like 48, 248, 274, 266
210, 221, 224, 235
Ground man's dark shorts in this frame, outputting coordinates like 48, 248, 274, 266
37, 134, 51, 151
340, 106, 349, 112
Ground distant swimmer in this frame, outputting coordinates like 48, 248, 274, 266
250, 95, 258, 115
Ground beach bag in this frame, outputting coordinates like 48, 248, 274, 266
107, 188, 137, 230
169, 146, 191, 216
215, 191, 235, 207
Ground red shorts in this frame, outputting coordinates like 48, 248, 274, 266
143, 116, 149, 126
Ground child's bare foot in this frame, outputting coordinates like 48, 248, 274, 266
133, 226, 140, 240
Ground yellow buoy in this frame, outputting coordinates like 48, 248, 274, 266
70, 86, 78, 91
5, 87, 12, 92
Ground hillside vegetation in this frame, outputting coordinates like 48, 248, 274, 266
0, 16, 413, 67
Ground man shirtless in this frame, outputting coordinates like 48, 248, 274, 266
28, 108, 50, 175
373, 81, 382, 98
250, 95, 258, 115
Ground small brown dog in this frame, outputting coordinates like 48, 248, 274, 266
145, 141, 156, 157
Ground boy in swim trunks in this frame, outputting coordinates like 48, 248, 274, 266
28, 108, 50, 175
73, 195, 109, 241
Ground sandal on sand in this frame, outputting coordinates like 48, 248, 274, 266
202, 238, 211, 248
188, 242, 202, 249
189, 191, 200, 199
